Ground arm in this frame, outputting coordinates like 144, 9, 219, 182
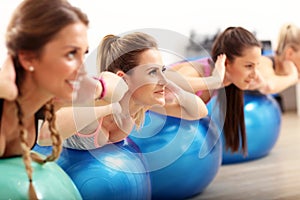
53, 71, 129, 108
0, 56, 18, 100
166, 54, 226, 93
150, 78, 208, 121
37, 102, 121, 145
249, 58, 298, 94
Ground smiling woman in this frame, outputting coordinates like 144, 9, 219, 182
36, 31, 207, 198
48, 32, 207, 151
167, 27, 262, 155
0, 0, 89, 198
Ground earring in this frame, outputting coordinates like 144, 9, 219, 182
28, 66, 34, 72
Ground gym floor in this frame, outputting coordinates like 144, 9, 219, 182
190, 111, 300, 200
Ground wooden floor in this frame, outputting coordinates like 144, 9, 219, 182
190, 111, 300, 200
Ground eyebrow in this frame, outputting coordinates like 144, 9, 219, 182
64, 45, 89, 53
145, 65, 165, 71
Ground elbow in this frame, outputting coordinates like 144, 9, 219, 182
200, 106, 208, 119
37, 128, 52, 146
37, 138, 52, 146
259, 82, 275, 94
203, 106, 208, 117
187, 103, 208, 120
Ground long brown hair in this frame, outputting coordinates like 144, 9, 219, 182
97, 32, 158, 128
5, 0, 89, 198
211, 27, 261, 154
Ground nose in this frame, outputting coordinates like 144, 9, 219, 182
249, 68, 257, 79
76, 54, 87, 75
158, 73, 168, 86
76, 64, 87, 81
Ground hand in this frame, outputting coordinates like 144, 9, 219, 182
111, 102, 122, 115
248, 70, 266, 91
99, 71, 128, 103
212, 54, 226, 84
282, 60, 298, 83
0, 56, 18, 100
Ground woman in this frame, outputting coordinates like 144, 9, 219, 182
39, 32, 207, 150
251, 23, 299, 94
167, 27, 262, 155
0, 0, 126, 198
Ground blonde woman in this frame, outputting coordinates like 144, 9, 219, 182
39, 32, 207, 150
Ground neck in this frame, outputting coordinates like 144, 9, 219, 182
119, 92, 144, 119
223, 73, 232, 87
17, 75, 52, 118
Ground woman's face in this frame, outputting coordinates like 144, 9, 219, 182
125, 48, 168, 106
30, 22, 89, 101
226, 46, 261, 90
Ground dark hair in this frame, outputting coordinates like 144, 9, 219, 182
5, 0, 89, 198
211, 27, 261, 154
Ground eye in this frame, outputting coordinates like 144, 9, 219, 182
245, 64, 253, 68
149, 69, 158, 75
67, 50, 77, 59
162, 66, 166, 73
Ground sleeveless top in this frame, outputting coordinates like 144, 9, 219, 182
170, 57, 212, 96
63, 117, 111, 150
0, 99, 44, 150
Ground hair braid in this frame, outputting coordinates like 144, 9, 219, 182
15, 100, 38, 199
44, 101, 62, 162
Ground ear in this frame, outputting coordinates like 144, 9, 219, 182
225, 58, 231, 68
18, 51, 37, 71
116, 70, 130, 84
116, 70, 125, 77
285, 46, 295, 60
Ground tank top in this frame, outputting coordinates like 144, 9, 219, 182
63, 117, 111, 150
0, 99, 44, 150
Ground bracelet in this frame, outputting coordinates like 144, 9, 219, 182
93, 77, 106, 100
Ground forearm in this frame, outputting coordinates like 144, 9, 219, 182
38, 104, 114, 145
160, 80, 208, 120
174, 87, 208, 120
259, 74, 298, 94
165, 70, 222, 94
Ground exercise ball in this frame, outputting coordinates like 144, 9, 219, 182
0, 155, 82, 199
129, 111, 222, 200
56, 137, 151, 200
207, 91, 282, 164
32, 143, 53, 156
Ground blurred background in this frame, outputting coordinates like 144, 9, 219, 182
1, 0, 298, 110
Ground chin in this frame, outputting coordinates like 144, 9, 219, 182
235, 83, 249, 91
153, 99, 165, 106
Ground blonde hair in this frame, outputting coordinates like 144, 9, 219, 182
16, 100, 62, 199
97, 32, 158, 128
276, 23, 300, 56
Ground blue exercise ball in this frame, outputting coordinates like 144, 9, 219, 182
32, 143, 53, 156
0, 155, 82, 199
129, 111, 222, 200
56, 138, 151, 200
207, 92, 282, 164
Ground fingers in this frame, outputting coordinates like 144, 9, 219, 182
0, 56, 18, 100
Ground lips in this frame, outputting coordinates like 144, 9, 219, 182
154, 89, 165, 95
67, 80, 81, 91
67, 73, 85, 91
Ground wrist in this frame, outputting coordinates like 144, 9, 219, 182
93, 77, 106, 100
